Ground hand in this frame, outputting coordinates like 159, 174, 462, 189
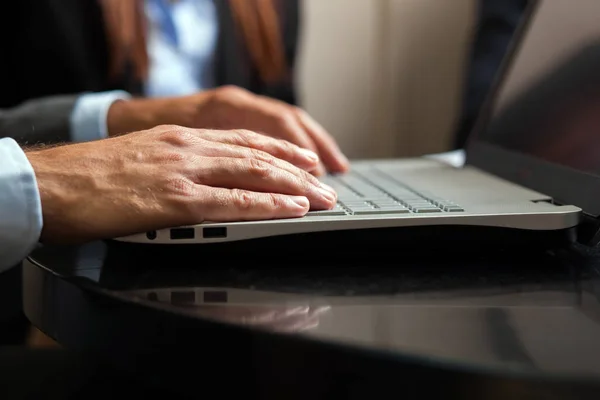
187, 304, 330, 332
25, 125, 337, 244
107, 86, 350, 176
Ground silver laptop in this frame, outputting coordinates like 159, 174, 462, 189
117, 0, 600, 245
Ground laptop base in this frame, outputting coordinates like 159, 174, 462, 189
109, 225, 577, 259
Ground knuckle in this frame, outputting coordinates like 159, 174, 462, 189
275, 112, 297, 129
165, 177, 204, 218
247, 158, 272, 180
233, 128, 254, 137
156, 124, 183, 133
155, 151, 186, 164
159, 127, 195, 147
249, 148, 274, 164
150, 124, 175, 134
231, 189, 255, 210
297, 167, 320, 187
219, 85, 243, 94
165, 176, 196, 196
266, 192, 285, 209
279, 139, 298, 154
293, 106, 311, 121
214, 85, 247, 101
233, 129, 260, 147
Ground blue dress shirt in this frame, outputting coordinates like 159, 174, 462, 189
0, 138, 42, 272
69, 0, 218, 142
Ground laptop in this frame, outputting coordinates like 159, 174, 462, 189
117, 0, 600, 247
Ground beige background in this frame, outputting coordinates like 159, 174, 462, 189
296, 0, 476, 159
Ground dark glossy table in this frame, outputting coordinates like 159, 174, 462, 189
22, 239, 600, 399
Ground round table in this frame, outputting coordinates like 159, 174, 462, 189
22, 240, 600, 398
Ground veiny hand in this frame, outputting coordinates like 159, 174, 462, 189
107, 85, 350, 176
25, 125, 337, 244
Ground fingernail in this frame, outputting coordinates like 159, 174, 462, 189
298, 148, 319, 163
289, 196, 309, 209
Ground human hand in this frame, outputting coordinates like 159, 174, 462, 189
25, 125, 337, 244
107, 86, 350, 176
189, 304, 330, 332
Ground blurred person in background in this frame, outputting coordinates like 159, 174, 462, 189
1, 0, 349, 175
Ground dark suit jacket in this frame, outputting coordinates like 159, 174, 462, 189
0, 0, 300, 144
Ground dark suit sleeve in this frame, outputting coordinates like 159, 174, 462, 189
0, 95, 78, 145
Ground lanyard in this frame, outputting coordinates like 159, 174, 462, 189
148, 0, 179, 47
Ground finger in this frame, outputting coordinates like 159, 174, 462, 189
196, 187, 311, 221
249, 98, 327, 175
190, 139, 336, 198
193, 157, 336, 210
270, 118, 328, 176
255, 97, 329, 175
194, 306, 283, 324
196, 129, 320, 172
296, 109, 350, 173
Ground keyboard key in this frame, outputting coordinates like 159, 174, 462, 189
413, 207, 442, 213
306, 209, 347, 216
403, 201, 433, 208
347, 205, 377, 211
396, 197, 427, 203
341, 201, 373, 207
377, 204, 409, 210
373, 201, 401, 207
321, 172, 462, 214
352, 208, 411, 215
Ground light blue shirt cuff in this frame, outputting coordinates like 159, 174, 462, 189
0, 138, 43, 272
70, 90, 132, 142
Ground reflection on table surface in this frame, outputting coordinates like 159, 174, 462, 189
27, 240, 600, 377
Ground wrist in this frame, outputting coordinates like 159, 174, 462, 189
25, 148, 89, 243
106, 95, 205, 135
107, 98, 157, 136
25, 151, 64, 242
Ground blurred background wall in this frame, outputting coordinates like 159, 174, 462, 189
297, 0, 476, 159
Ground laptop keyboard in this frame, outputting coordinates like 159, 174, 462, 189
306, 170, 464, 217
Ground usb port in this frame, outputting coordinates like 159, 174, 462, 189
203, 227, 227, 239
169, 227, 195, 240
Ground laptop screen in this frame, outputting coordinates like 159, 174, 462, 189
469, 0, 600, 217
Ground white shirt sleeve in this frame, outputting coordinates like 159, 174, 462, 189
0, 138, 43, 272
69, 91, 132, 142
